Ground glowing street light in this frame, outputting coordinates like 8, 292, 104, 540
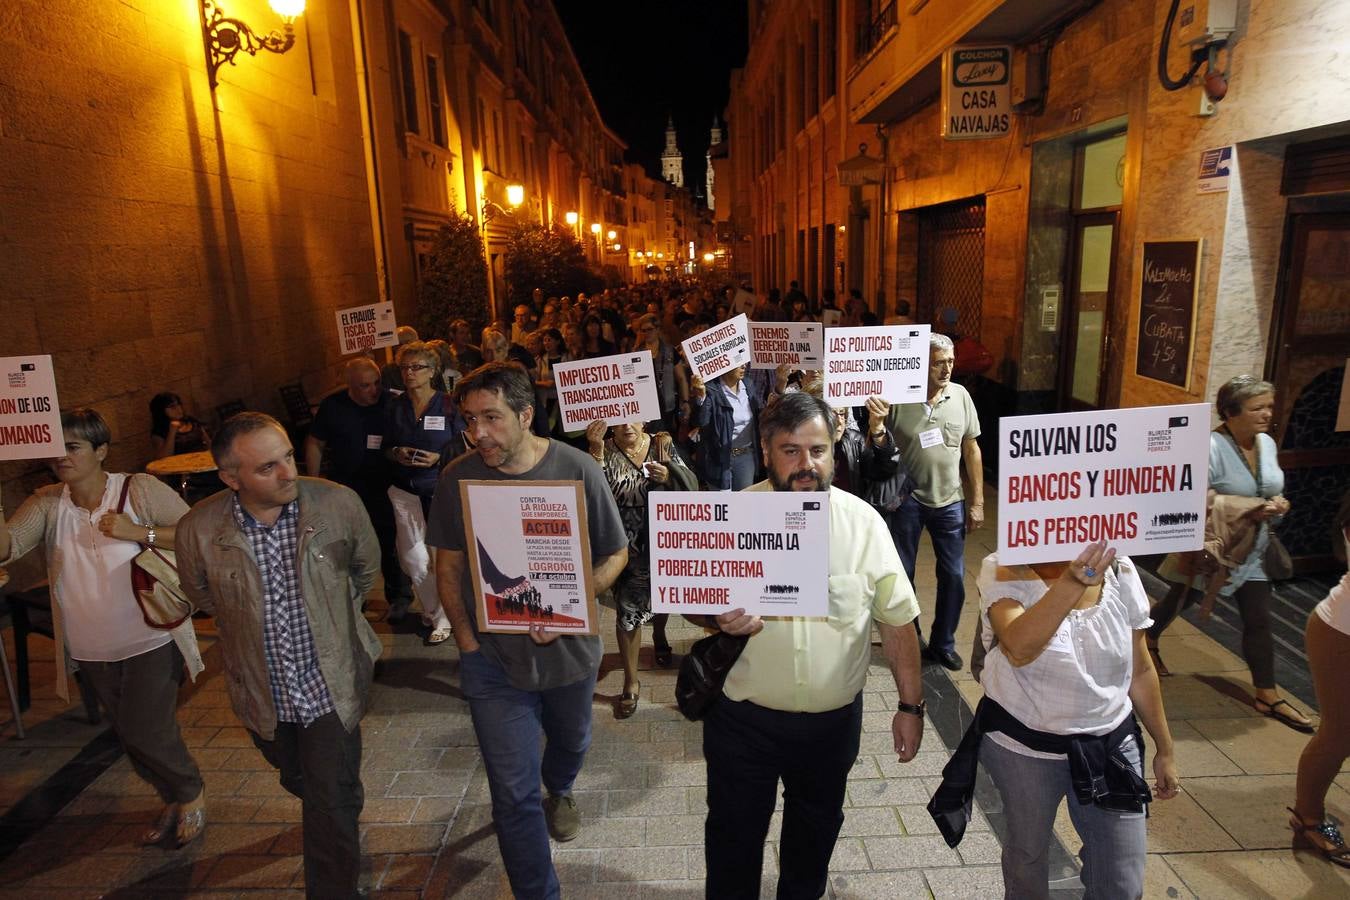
606, 229, 617, 241
702, 252, 715, 263
564, 210, 578, 226
590, 222, 602, 235
506, 184, 525, 207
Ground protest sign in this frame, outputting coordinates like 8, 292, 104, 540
732, 289, 757, 317
335, 301, 398, 355
823, 325, 931, 404
0, 355, 63, 460
650, 490, 829, 616
997, 403, 1210, 565
553, 351, 662, 431
681, 314, 751, 382
461, 480, 598, 634
748, 322, 824, 370
822, 309, 842, 326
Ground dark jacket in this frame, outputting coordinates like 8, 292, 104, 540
691, 378, 761, 487
835, 416, 909, 510
176, 478, 383, 739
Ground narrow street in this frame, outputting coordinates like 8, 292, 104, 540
2, 492, 1347, 898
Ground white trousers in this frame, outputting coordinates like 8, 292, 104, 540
387, 485, 450, 630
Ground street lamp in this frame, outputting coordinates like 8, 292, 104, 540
506, 184, 525, 208
590, 223, 602, 235
606, 230, 617, 241
702, 252, 715, 263
200, 0, 305, 90
565, 211, 578, 226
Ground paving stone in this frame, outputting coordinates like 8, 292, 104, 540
566, 815, 646, 849
554, 848, 600, 884
829, 869, 930, 898
838, 806, 904, 837
956, 831, 1002, 866
201, 854, 303, 889
863, 834, 963, 868
361, 823, 447, 854
385, 770, 470, 798
846, 777, 932, 807
591, 845, 687, 882
644, 813, 707, 846
923, 864, 1006, 898
606, 787, 689, 818
827, 837, 871, 872
375, 853, 436, 889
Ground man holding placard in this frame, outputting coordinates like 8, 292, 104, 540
426, 362, 627, 898
700, 392, 925, 899
886, 332, 985, 671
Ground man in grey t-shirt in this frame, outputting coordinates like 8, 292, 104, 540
426, 363, 627, 899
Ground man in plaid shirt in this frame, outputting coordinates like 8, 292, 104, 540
178, 413, 383, 899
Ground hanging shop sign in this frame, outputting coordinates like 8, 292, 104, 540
941, 45, 1012, 140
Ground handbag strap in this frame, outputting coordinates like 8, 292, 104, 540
115, 475, 148, 548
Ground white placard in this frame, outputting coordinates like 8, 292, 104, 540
941, 45, 1012, 140
650, 490, 830, 616
748, 322, 824, 370
461, 480, 598, 635
681, 314, 751, 382
997, 403, 1210, 565
822, 309, 842, 326
335, 301, 398, 355
732, 289, 757, 317
553, 351, 662, 431
0, 355, 63, 460
1337, 360, 1350, 432
823, 325, 931, 405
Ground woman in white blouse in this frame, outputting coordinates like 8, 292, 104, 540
978, 541, 1178, 898
0, 409, 206, 847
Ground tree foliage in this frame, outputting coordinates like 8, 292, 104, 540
418, 213, 491, 337
503, 223, 600, 306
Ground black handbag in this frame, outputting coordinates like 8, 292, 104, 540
1264, 527, 1293, 581
674, 631, 750, 721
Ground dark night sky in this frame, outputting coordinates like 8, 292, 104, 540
553, 1, 748, 194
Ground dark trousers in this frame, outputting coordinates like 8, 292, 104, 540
703, 694, 863, 900
1149, 578, 1276, 688
355, 482, 410, 603
251, 712, 364, 899
893, 496, 967, 653
80, 640, 203, 804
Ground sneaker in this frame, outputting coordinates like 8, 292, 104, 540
543, 793, 580, 842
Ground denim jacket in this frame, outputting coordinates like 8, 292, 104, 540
176, 478, 382, 739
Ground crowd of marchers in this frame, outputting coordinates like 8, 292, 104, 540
3, 276, 1349, 900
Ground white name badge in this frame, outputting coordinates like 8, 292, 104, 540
919, 427, 944, 449
423, 416, 446, 431
366, 435, 383, 450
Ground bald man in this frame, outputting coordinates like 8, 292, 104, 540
307, 358, 412, 617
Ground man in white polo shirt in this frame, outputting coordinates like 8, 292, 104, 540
701, 391, 926, 900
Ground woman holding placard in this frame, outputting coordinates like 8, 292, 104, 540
384, 342, 463, 643
587, 419, 695, 717
0, 408, 206, 848
930, 542, 1178, 898
1146, 375, 1312, 732
690, 365, 760, 491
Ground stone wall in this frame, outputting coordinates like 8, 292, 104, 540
0, 0, 378, 503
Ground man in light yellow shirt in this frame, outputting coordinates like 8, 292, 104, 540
703, 392, 926, 900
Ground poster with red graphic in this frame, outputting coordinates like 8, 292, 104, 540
0, 355, 63, 461
461, 480, 597, 634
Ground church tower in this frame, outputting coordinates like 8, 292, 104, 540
706, 117, 723, 212
661, 115, 684, 188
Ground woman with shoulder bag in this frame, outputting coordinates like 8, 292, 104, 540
0, 408, 206, 847
587, 419, 695, 718
1145, 375, 1311, 731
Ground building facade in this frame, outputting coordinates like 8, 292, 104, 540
725, 0, 1350, 563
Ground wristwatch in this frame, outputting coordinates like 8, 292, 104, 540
896, 699, 926, 717
145, 527, 157, 546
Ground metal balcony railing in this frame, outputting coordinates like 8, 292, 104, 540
855, 2, 896, 59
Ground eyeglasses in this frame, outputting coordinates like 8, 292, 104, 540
399, 364, 432, 372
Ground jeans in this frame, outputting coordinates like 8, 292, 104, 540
459, 648, 597, 900
980, 736, 1147, 900
251, 712, 364, 899
893, 496, 967, 653
703, 695, 862, 899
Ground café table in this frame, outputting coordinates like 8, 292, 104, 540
146, 450, 218, 497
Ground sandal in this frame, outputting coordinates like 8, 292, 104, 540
428, 627, 453, 645
654, 645, 673, 668
142, 804, 179, 845
175, 794, 207, 848
1147, 642, 1171, 677
616, 686, 640, 720
1255, 698, 1315, 734
1289, 808, 1350, 868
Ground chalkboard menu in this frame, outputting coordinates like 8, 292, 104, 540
1136, 240, 1201, 389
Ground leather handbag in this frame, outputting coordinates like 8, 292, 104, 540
118, 479, 193, 630
674, 630, 750, 721
1263, 527, 1294, 581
